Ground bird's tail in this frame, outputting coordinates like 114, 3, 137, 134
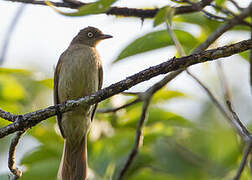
57, 136, 88, 180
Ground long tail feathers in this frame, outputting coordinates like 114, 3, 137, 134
58, 136, 87, 180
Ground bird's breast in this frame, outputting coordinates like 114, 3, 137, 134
58, 44, 100, 102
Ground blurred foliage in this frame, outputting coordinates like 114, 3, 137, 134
1, 0, 252, 179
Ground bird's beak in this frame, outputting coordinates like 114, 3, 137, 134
99, 34, 113, 39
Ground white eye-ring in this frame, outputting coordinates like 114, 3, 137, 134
87, 32, 94, 38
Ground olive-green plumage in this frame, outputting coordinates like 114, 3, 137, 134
54, 26, 112, 180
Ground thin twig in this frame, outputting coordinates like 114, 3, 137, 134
193, 2, 252, 53
216, 62, 250, 137
216, 62, 231, 101
116, 96, 152, 180
250, 23, 252, 90
226, 101, 250, 139
211, 4, 234, 16
180, 0, 252, 28
116, 69, 183, 179
0, 4, 25, 65
97, 98, 141, 113
210, 4, 252, 28
233, 140, 252, 180
201, 9, 227, 21
216, 61, 250, 138
121, 92, 141, 96
228, 0, 243, 11
186, 70, 247, 139
166, 11, 249, 140
8, 131, 25, 180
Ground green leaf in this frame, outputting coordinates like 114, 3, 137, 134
114, 30, 198, 62
148, 108, 193, 127
21, 145, 60, 165
89, 129, 134, 176
174, 13, 221, 35
154, 6, 169, 27
154, 6, 175, 27
120, 106, 192, 128
166, 7, 175, 26
38, 78, 54, 89
130, 168, 174, 180
20, 158, 59, 180
62, 0, 117, 16
0, 74, 26, 101
215, 0, 226, 7
239, 51, 249, 61
0, 67, 31, 75
152, 89, 186, 104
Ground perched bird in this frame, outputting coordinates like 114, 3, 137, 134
54, 26, 112, 180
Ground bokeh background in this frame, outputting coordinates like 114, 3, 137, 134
1, 0, 252, 179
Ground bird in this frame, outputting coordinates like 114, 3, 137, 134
54, 26, 112, 180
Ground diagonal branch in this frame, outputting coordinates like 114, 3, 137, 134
115, 67, 182, 180
186, 70, 248, 139
217, 62, 250, 138
0, 39, 252, 138
233, 140, 252, 180
226, 101, 250, 139
4, 0, 213, 18
97, 98, 141, 113
116, 96, 151, 180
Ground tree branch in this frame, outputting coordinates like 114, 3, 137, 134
8, 131, 25, 180
158, 1, 252, 102
0, 39, 252, 138
186, 70, 248, 139
228, 0, 243, 11
4, 0, 213, 18
165, 7, 250, 140
115, 64, 184, 179
116, 96, 151, 180
193, 2, 252, 53
226, 101, 250, 139
97, 98, 141, 113
234, 140, 252, 180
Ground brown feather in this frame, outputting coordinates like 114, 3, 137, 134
54, 53, 65, 138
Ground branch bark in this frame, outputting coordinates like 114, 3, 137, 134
0, 39, 252, 138
8, 131, 25, 180
116, 96, 151, 180
234, 140, 252, 180
4, 0, 213, 18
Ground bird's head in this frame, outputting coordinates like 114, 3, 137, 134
71, 26, 113, 47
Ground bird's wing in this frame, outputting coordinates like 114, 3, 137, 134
91, 62, 103, 121
54, 53, 66, 138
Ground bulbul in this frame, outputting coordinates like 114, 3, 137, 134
54, 26, 112, 180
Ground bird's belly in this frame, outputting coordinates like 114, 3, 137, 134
58, 57, 99, 102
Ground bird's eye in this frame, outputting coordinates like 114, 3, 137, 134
87, 32, 94, 38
